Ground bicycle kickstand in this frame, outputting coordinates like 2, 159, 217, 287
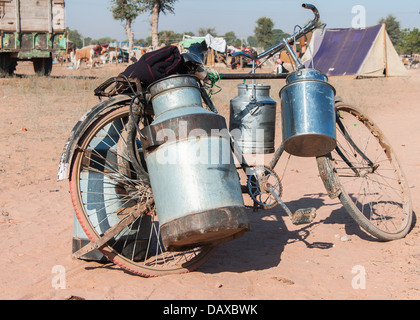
266, 184, 316, 225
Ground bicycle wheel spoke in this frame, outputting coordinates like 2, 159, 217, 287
320, 104, 412, 240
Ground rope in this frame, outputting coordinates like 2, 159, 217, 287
205, 70, 222, 98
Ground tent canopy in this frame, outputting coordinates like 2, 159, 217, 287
302, 24, 408, 77
179, 37, 205, 49
180, 34, 226, 53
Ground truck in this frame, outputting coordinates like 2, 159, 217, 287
0, 0, 67, 76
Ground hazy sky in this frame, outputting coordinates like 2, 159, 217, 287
66, 0, 420, 41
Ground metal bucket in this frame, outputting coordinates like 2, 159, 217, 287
280, 69, 336, 157
142, 75, 249, 251
148, 74, 203, 117
286, 68, 328, 83
229, 83, 277, 154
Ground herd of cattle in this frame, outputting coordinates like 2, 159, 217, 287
66, 44, 149, 69
69, 45, 121, 69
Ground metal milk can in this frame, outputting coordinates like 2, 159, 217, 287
141, 75, 249, 251
229, 83, 277, 154
280, 68, 336, 157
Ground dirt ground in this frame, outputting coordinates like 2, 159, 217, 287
0, 61, 419, 300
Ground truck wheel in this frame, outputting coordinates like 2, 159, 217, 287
33, 57, 53, 76
0, 53, 17, 76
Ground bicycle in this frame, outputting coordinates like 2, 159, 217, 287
58, 4, 413, 277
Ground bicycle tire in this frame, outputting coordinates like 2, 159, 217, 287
317, 102, 413, 241
69, 104, 216, 277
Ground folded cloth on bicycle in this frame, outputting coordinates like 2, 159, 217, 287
119, 45, 182, 85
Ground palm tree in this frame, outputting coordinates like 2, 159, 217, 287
110, 0, 145, 54
138, 0, 178, 48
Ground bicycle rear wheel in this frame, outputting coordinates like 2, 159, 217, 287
69, 104, 216, 277
318, 102, 412, 241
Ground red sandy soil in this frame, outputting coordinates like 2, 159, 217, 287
0, 62, 419, 300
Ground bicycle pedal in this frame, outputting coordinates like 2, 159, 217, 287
292, 208, 316, 225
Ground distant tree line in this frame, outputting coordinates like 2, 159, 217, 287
67, 1, 291, 51
66, 16, 290, 51
66, 27, 246, 48
66, 28, 117, 48
67, 5, 420, 56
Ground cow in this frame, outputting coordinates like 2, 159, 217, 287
99, 51, 118, 64
73, 45, 103, 69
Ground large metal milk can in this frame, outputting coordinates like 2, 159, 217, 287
280, 68, 336, 157
229, 83, 277, 154
141, 75, 249, 251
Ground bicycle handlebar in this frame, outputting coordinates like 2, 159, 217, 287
231, 3, 320, 62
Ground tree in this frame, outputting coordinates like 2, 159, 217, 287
135, 37, 152, 46
379, 15, 401, 46
137, 0, 178, 48
247, 36, 257, 48
198, 27, 217, 37
266, 29, 290, 49
224, 31, 242, 47
110, 0, 145, 54
254, 17, 274, 49
66, 28, 83, 48
158, 30, 183, 45
84, 37, 92, 46
91, 37, 118, 45
398, 28, 420, 55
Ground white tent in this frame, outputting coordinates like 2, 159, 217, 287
302, 24, 408, 77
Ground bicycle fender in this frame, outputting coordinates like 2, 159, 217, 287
316, 155, 342, 199
315, 99, 346, 199
57, 95, 133, 181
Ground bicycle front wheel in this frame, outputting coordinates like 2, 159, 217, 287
69, 104, 216, 277
318, 102, 413, 241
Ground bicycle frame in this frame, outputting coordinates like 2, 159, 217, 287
216, 3, 322, 175
226, 3, 320, 81
217, 2, 377, 195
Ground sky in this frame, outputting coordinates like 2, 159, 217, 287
66, 0, 420, 41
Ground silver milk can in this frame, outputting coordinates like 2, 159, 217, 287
280, 68, 336, 157
141, 75, 249, 251
229, 83, 277, 154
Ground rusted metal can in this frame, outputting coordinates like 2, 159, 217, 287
229, 83, 277, 154
142, 75, 249, 251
